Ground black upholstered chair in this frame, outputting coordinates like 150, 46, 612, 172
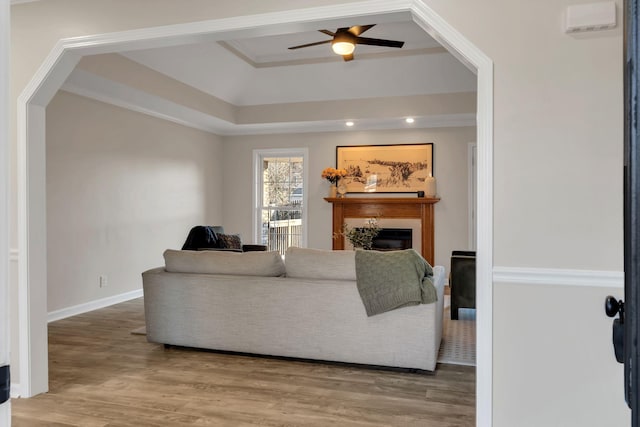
450, 250, 476, 320
181, 226, 267, 252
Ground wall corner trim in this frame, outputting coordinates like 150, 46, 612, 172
10, 383, 20, 399
493, 266, 624, 288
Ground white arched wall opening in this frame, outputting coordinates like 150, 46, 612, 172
17, 0, 494, 423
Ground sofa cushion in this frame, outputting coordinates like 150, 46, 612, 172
164, 249, 285, 277
285, 247, 356, 281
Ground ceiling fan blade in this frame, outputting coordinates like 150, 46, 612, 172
318, 29, 335, 37
355, 36, 405, 48
342, 53, 354, 62
348, 25, 376, 36
288, 40, 332, 50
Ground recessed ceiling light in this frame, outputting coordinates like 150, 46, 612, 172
405, 117, 415, 124
345, 121, 355, 127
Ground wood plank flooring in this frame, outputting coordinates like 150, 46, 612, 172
11, 298, 475, 426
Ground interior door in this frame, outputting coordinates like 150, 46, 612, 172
626, 0, 640, 422
0, 0, 11, 423
609, 0, 640, 424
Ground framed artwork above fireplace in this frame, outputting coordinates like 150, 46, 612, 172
336, 143, 433, 193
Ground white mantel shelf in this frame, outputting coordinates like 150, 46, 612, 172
325, 197, 440, 265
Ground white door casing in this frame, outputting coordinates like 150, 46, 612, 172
1, 0, 11, 424
469, 142, 477, 250
15, 1, 494, 424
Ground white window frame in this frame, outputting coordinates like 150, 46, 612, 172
252, 148, 309, 250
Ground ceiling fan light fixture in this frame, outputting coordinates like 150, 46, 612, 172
288, 25, 404, 62
332, 41, 355, 55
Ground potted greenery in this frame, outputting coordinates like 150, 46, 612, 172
335, 218, 381, 250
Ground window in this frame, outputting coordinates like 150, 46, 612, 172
253, 149, 308, 255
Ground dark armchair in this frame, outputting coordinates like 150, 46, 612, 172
181, 226, 267, 252
450, 250, 476, 320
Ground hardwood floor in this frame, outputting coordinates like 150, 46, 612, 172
11, 298, 475, 426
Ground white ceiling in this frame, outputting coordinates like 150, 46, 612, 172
63, 19, 477, 134
120, 21, 475, 107
225, 21, 442, 63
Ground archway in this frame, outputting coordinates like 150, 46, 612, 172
16, 1, 494, 424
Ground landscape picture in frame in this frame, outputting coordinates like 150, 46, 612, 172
336, 143, 434, 193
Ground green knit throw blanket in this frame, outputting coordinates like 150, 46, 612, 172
355, 249, 437, 317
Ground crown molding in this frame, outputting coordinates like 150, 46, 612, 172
62, 67, 476, 135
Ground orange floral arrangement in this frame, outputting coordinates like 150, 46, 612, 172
321, 167, 347, 184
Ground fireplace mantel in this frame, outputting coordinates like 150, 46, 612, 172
325, 197, 440, 265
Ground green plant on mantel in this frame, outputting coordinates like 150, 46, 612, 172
334, 218, 381, 250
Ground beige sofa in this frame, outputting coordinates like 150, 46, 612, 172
142, 247, 446, 371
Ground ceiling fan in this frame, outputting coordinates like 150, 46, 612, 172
287, 24, 405, 62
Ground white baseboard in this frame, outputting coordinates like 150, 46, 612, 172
493, 266, 624, 288
47, 288, 143, 323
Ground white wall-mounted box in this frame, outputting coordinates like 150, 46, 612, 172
565, 2, 617, 33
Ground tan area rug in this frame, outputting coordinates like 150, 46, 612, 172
438, 296, 476, 366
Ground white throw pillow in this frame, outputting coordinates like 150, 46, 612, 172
164, 249, 285, 277
285, 247, 356, 281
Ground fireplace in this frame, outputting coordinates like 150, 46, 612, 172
346, 218, 421, 253
326, 196, 439, 265
369, 228, 412, 251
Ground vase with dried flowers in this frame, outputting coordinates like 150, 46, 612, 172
321, 167, 347, 198
333, 218, 381, 250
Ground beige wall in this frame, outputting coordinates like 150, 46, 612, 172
425, 0, 624, 271
9, 0, 361, 250
9, 0, 628, 425
45, 91, 222, 312
421, 1, 625, 425
9, 0, 622, 269
221, 128, 475, 272
493, 281, 625, 427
